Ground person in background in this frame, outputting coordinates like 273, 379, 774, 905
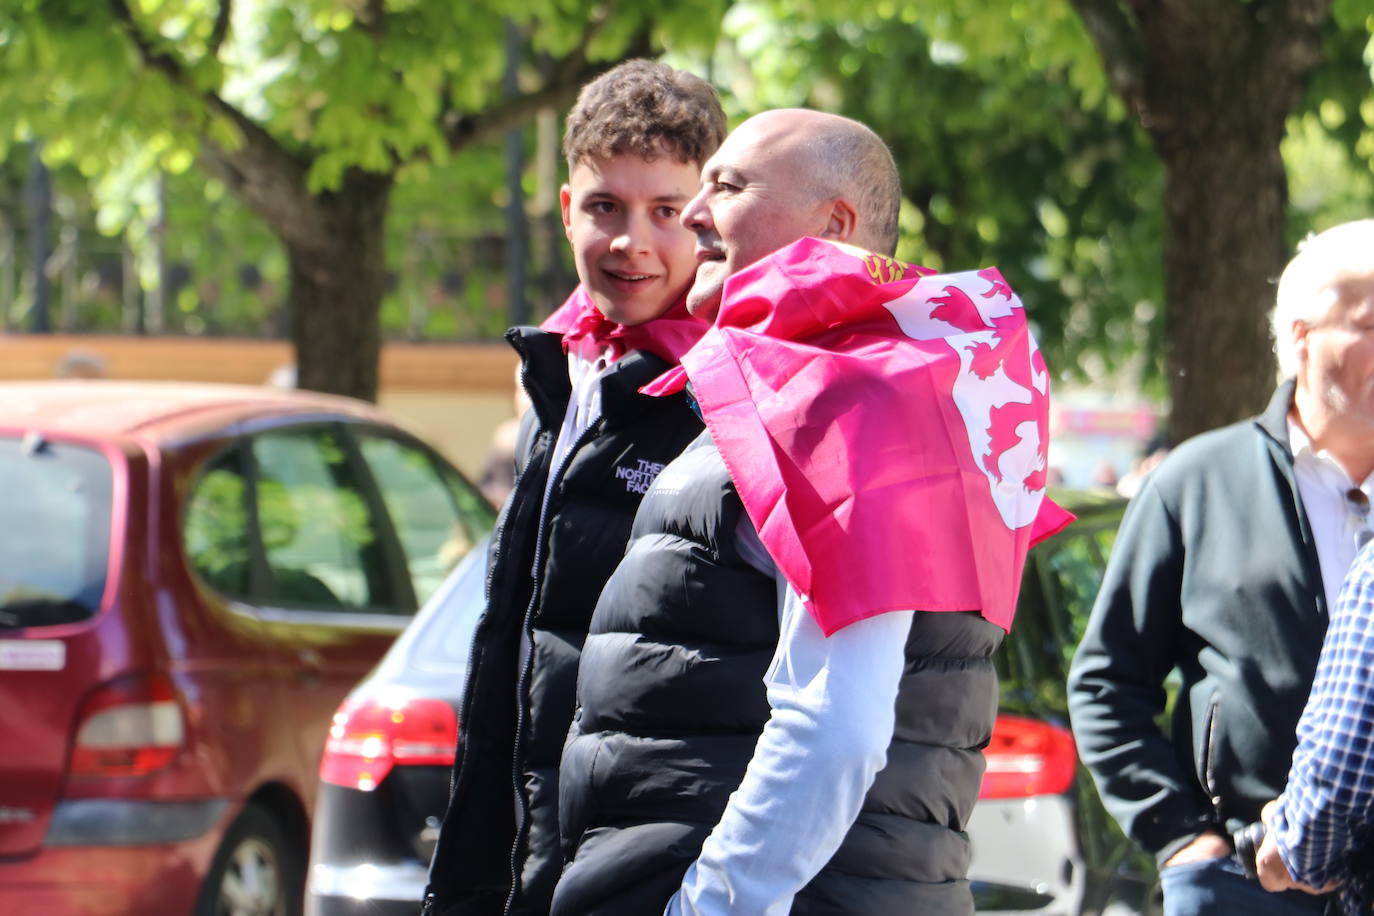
1115, 445, 1169, 499
1255, 541, 1374, 912
1251, 224, 1374, 912
420, 60, 726, 916
54, 348, 106, 379
1069, 218, 1374, 915
477, 366, 532, 507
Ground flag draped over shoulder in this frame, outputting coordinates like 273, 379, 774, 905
643, 237, 1074, 635
541, 286, 707, 365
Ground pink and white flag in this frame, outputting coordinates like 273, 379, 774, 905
541, 286, 706, 364
644, 237, 1073, 634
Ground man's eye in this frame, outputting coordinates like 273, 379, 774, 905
587, 201, 616, 215
656, 206, 679, 219
714, 180, 740, 193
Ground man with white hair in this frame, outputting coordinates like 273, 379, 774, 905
1069, 218, 1374, 915
1251, 221, 1374, 911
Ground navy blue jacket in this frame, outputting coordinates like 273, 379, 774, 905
1069, 381, 1329, 864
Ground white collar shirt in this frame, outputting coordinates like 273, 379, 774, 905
542, 347, 612, 511
1288, 417, 1374, 612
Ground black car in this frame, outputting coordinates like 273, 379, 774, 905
306, 535, 489, 916
307, 492, 1151, 915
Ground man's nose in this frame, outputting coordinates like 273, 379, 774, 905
681, 188, 711, 233
609, 213, 651, 255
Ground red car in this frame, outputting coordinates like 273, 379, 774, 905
0, 381, 494, 916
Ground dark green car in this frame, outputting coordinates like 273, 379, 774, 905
969, 491, 1161, 915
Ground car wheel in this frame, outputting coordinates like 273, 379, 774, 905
196, 802, 302, 916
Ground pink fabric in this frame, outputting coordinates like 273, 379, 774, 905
643, 238, 1074, 635
541, 285, 707, 365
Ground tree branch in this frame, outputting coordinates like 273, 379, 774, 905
106, 0, 326, 243
208, 0, 232, 55
1261, 0, 1335, 82
199, 134, 333, 249
358, 0, 385, 33
107, 0, 190, 84
1067, 0, 1148, 112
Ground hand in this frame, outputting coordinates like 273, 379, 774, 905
1256, 799, 1340, 895
1162, 831, 1232, 868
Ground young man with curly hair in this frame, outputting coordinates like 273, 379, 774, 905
421, 60, 726, 916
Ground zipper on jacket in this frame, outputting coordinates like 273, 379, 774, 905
450, 354, 540, 795
504, 413, 606, 914
481, 348, 539, 636
427, 352, 545, 907
1199, 696, 1224, 826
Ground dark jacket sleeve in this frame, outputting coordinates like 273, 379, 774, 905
1067, 476, 1217, 863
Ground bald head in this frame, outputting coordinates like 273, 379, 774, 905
681, 108, 903, 320
741, 109, 901, 256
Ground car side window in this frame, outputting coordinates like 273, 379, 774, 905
1043, 525, 1117, 670
251, 427, 392, 611
183, 445, 252, 598
355, 432, 492, 605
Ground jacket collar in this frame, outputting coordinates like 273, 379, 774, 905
507, 326, 680, 432
507, 326, 569, 435
1254, 378, 1297, 456
595, 349, 674, 425
1255, 378, 1326, 616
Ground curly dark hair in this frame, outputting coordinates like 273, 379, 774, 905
563, 59, 726, 169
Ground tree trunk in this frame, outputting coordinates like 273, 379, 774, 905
285, 170, 393, 402
1155, 122, 1290, 444
1071, 0, 1331, 444
1138, 1, 1330, 444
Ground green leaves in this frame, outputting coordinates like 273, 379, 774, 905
12, 0, 1370, 409
718, 0, 1372, 400
718, 3, 1162, 387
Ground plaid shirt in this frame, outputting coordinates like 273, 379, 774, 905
1271, 542, 1374, 912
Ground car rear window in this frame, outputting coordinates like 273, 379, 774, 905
409, 536, 489, 671
0, 434, 113, 627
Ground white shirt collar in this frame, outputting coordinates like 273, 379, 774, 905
1289, 416, 1374, 490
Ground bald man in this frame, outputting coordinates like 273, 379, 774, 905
551, 110, 1005, 916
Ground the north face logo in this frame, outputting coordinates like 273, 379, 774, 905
615, 458, 666, 495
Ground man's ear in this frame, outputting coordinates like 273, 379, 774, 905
1292, 319, 1311, 367
819, 197, 859, 244
560, 185, 574, 241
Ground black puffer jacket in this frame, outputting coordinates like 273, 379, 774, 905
424, 327, 702, 916
554, 432, 1003, 915
793, 609, 1002, 916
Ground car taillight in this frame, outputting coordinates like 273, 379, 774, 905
69, 673, 186, 779
980, 714, 1077, 799
320, 696, 457, 791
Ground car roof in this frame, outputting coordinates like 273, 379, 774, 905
1046, 487, 1127, 518
0, 380, 396, 443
